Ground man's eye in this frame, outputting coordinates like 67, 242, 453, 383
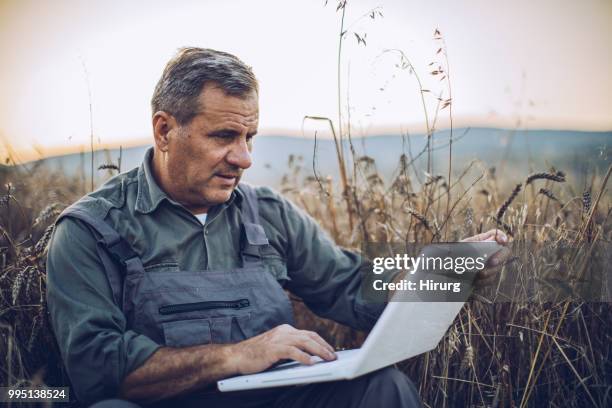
210, 132, 238, 141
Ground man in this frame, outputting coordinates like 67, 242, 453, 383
47, 47, 506, 407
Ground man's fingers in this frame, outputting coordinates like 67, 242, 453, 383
280, 346, 313, 366
487, 247, 511, 267
475, 266, 498, 285
290, 334, 336, 361
462, 229, 508, 244
493, 230, 509, 245
461, 230, 492, 242
268, 325, 336, 363
303, 330, 335, 355
477, 266, 498, 280
475, 273, 498, 287
475, 248, 515, 287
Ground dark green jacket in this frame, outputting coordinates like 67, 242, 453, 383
46, 147, 382, 403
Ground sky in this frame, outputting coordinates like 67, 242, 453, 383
0, 0, 611, 163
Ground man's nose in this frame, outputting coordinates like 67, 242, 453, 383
226, 138, 252, 169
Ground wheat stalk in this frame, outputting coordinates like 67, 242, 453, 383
526, 171, 566, 185
538, 188, 560, 203
496, 183, 522, 221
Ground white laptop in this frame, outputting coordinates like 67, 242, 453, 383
218, 241, 502, 392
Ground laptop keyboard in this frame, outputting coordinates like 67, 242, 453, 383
263, 349, 359, 372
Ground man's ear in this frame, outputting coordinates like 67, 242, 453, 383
152, 111, 178, 152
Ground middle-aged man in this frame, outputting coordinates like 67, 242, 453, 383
47, 47, 508, 408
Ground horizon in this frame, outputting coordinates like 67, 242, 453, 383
6, 125, 611, 165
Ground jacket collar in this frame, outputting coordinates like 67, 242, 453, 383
134, 146, 243, 214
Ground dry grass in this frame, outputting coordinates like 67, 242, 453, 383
281, 150, 611, 408
0, 164, 86, 403
0, 144, 610, 407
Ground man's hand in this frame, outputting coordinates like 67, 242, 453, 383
120, 324, 335, 403
228, 324, 337, 375
461, 228, 511, 286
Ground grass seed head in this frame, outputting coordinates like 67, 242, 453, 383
496, 183, 522, 221
526, 170, 566, 185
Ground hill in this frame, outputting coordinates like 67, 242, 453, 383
15, 128, 611, 188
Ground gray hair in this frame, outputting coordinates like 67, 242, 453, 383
151, 47, 258, 125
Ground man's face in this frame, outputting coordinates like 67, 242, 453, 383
158, 84, 258, 212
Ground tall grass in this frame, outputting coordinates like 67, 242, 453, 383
0, 158, 122, 405
0, 132, 610, 408
0, 164, 85, 400
283, 150, 611, 407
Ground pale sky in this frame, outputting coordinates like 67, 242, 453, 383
0, 0, 610, 162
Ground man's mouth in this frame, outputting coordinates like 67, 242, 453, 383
214, 173, 240, 181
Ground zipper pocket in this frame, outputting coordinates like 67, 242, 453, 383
159, 299, 250, 315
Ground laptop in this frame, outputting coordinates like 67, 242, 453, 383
218, 241, 502, 392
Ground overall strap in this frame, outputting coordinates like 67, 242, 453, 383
56, 206, 145, 307
237, 183, 269, 266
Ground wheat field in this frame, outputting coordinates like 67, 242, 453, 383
0, 143, 610, 407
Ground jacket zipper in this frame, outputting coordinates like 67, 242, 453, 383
159, 298, 250, 315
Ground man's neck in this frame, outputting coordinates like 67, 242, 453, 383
150, 150, 212, 215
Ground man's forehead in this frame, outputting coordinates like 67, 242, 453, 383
197, 86, 259, 126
